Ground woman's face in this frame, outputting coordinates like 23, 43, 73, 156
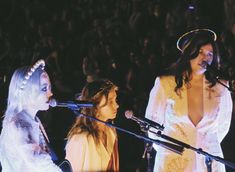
34, 72, 53, 111
96, 89, 119, 121
190, 43, 213, 75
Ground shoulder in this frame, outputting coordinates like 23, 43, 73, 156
159, 75, 175, 83
213, 79, 230, 96
67, 132, 90, 145
155, 75, 176, 88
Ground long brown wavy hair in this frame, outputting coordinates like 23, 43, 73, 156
67, 79, 118, 143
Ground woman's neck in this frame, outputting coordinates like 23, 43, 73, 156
191, 72, 204, 81
24, 108, 38, 120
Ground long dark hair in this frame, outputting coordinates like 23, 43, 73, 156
174, 31, 220, 93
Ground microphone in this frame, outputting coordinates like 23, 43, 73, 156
200, 61, 209, 69
125, 110, 164, 131
49, 99, 94, 109
200, 61, 221, 77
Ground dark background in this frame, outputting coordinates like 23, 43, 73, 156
0, 0, 235, 171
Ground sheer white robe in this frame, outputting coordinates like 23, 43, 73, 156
145, 76, 232, 172
0, 112, 61, 172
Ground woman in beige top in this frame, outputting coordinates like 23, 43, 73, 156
66, 79, 119, 172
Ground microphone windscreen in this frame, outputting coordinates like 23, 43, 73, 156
200, 61, 208, 69
49, 99, 57, 107
125, 110, 133, 119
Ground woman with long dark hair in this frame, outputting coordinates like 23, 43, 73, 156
145, 29, 232, 172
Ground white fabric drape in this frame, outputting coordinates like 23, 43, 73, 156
145, 76, 232, 172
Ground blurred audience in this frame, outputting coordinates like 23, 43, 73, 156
0, 0, 234, 171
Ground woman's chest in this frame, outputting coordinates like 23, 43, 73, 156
166, 86, 222, 119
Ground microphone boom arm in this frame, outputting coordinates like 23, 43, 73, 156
71, 109, 184, 155
149, 128, 235, 170
200, 61, 235, 94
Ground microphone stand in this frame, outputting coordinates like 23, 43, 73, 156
139, 124, 156, 172
214, 76, 235, 94
57, 105, 235, 171
142, 141, 153, 172
147, 128, 235, 172
68, 107, 184, 156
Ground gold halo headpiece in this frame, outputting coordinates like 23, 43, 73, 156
176, 28, 217, 52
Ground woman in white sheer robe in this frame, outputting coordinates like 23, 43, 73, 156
145, 29, 233, 172
0, 59, 62, 172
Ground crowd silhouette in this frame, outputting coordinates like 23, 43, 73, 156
0, 0, 235, 171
